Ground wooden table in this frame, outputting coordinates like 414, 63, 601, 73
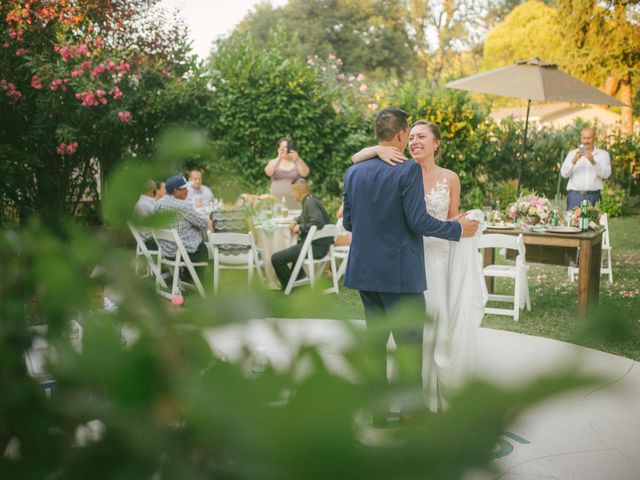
483, 227, 604, 317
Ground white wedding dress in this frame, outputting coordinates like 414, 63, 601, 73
422, 179, 488, 412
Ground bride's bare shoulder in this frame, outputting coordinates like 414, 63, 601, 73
436, 168, 459, 185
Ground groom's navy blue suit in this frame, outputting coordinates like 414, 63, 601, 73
343, 157, 462, 402
343, 158, 461, 293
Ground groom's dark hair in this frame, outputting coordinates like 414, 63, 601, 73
375, 108, 408, 141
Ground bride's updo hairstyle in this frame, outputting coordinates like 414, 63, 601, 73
410, 120, 442, 161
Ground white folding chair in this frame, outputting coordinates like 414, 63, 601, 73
568, 213, 613, 283
334, 246, 349, 282
128, 221, 164, 285
478, 233, 531, 321
284, 225, 339, 295
152, 229, 208, 299
208, 231, 262, 292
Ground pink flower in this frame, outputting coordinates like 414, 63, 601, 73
367, 103, 378, 111
70, 69, 81, 78
6, 89, 22, 102
118, 60, 130, 72
78, 91, 98, 106
118, 111, 131, 123
337, 73, 345, 80
359, 83, 368, 93
15, 48, 27, 56
50, 78, 63, 91
59, 47, 72, 62
100, 97, 107, 105
2, 42, 9, 49
31, 75, 43, 89
107, 60, 116, 72
356, 73, 365, 81
75, 44, 89, 56
162, 68, 169, 77
110, 86, 122, 100
57, 141, 78, 156
96, 89, 105, 97
93, 37, 104, 48
81, 60, 90, 71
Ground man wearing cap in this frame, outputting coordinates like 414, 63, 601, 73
561, 128, 611, 209
156, 175, 212, 262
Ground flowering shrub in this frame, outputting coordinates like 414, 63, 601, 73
599, 182, 627, 218
508, 192, 551, 225
0, 0, 202, 227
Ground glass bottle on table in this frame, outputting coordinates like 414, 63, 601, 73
493, 200, 502, 223
580, 199, 589, 231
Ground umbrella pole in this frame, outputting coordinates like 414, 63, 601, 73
517, 99, 531, 197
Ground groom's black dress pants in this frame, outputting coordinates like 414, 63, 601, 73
359, 290, 425, 415
272, 241, 330, 290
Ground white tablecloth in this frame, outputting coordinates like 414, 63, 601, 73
253, 219, 298, 289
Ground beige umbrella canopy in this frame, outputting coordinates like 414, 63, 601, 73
446, 58, 626, 194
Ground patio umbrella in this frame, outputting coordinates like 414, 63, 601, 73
446, 58, 626, 195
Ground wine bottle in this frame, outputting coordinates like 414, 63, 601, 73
580, 200, 589, 231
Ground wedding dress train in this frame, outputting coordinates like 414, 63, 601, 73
422, 179, 488, 412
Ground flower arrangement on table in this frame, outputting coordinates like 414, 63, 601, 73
507, 192, 551, 226
241, 194, 275, 216
569, 202, 602, 229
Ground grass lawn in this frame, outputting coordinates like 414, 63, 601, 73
293, 214, 640, 361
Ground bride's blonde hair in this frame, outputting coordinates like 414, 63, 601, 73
410, 120, 442, 161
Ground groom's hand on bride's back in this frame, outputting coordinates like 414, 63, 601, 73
454, 213, 479, 238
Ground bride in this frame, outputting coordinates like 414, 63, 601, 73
352, 120, 487, 412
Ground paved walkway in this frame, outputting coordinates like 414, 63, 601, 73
203, 319, 640, 480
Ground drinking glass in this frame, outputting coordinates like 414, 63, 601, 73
483, 206, 492, 223
564, 210, 573, 227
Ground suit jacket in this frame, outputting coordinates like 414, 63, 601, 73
296, 194, 333, 248
343, 158, 461, 293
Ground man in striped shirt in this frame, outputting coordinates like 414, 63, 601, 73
156, 175, 212, 262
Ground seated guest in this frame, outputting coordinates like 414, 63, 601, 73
210, 183, 251, 256
156, 174, 212, 262
133, 180, 158, 249
187, 167, 214, 209
155, 181, 166, 201
271, 178, 333, 290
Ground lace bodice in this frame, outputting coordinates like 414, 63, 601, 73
425, 179, 450, 220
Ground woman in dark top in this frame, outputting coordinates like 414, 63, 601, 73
264, 137, 310, 209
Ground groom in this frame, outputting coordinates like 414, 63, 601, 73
343, 108, 478, 419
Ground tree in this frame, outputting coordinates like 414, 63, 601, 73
482, 0, 565, 71
0, 0, 200, 228
557, 0, 640, 134
232, 0, 417, 79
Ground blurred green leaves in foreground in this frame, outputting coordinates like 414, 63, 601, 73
0, 131, 607, 479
